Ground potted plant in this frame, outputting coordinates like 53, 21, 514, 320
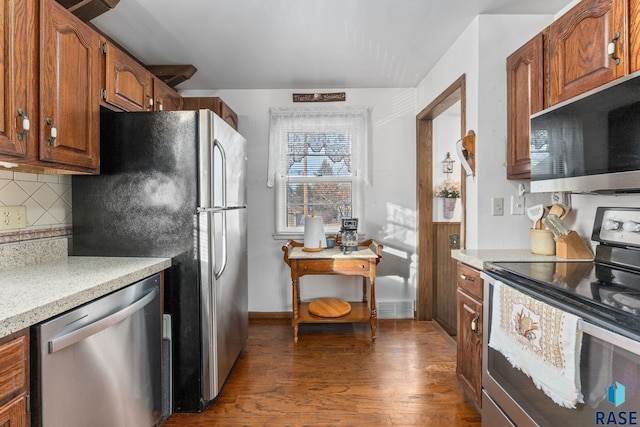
434, 179, 461, 219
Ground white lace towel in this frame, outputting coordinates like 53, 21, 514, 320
489, 280, 583, 408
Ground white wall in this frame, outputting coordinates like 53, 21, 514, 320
181, 88, 417, 313
415, 12, 640, 251
432, 104, 462, 222
417, 15, 555, 250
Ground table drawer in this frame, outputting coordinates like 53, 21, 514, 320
297, 260, 371, 275
457, 263, 483, 300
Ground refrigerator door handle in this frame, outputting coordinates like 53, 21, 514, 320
214, 211, 228, 280
213, 139, 227, 208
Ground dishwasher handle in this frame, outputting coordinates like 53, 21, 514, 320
48, 287, 159, 354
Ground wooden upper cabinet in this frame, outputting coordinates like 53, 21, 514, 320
630, 0, 640, 73
182, 97, 239, 130
40, 0, 100, 171
549, 0, 625, 105
101, 39, 153, 112
153, 77, 183, 111
506, 31, 546, 180
0, 0, 35, 158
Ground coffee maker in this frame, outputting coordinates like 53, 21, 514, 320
339, 217, 359, 254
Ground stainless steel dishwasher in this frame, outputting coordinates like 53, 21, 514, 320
32, 273, 162, 427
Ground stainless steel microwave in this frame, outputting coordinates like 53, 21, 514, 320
530, 70, 640, 193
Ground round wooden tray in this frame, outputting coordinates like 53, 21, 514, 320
308, 298, 351, 318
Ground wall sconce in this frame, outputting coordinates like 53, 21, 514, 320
443, 152, 455, 176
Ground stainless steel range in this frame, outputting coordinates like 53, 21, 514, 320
481, 207, 640, 426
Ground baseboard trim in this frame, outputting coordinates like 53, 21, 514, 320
249, 311, 291, 320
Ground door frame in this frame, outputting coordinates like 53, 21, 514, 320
415, 74, 466, 320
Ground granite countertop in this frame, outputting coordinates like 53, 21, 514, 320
0, 256, 171, 338
450, 249, 590, 270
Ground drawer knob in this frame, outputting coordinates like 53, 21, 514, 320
460, 274, 476, 282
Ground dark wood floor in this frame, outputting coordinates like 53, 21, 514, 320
162, 319, 481, 426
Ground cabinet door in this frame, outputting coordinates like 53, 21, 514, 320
153, 77, 183, 111
630, 0, 640, 73
506, 32, 545, 180
456, 288, 482, 407
0, 395, 27, 427
0, 0, 34, 158
40, 0, 100, 170
549, 0, 625, 105
183, 97, 238, 130
216, 97, 239, 131
102, 40, 153, 112
0, 331, 28, 427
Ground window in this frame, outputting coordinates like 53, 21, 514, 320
268, 107, 368, 235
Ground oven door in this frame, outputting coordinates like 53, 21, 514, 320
481, 272, 640, 427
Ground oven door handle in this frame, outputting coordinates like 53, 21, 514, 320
578, 319, 640, 356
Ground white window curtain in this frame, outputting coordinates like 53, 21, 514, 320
268, 106, 369, 234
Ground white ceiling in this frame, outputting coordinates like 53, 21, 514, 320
91, 0, 575, 90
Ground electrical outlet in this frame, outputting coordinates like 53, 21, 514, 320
491, 197, 504, 216
511, 195, 525, 215
0, 206, 27, 231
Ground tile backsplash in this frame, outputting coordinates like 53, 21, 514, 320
0, 170, 72, 243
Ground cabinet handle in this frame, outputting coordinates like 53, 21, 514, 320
608, 31, 621, 65
16, 108, 30, 141
45, 118, 57, 147
460, 273, 476, 282
470, 314, 480, 334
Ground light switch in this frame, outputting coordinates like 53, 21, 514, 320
511, 196, 525, 215
491, 198, 504, 216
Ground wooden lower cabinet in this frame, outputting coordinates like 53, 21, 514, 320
456, 262, 482, 408
0, 330, 29, 427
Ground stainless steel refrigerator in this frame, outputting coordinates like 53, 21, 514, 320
71, 109, 248, 413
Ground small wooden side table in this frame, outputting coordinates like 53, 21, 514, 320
282, 239, 383, 343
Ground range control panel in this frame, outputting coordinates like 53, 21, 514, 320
593, 207, 640, 248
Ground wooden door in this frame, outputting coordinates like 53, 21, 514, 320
102, 40, 153, 112
506, 31, 546, 180
0, 0, 35, 158
549, 0, 625, 105
433, 222, 460, 334
40, 0, 99, 171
